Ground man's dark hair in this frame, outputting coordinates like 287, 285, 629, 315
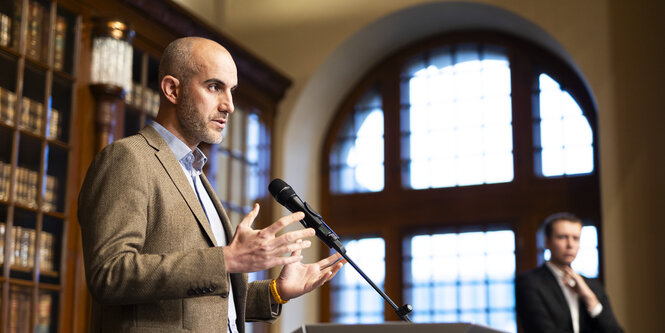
543, 212, 583, 238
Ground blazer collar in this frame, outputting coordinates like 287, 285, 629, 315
139, 125, 219, 246
538, 264, 575, 328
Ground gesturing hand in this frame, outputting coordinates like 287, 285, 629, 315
223, 203, 316, 273
562, 266, 600, 311
274, 242, 346, 301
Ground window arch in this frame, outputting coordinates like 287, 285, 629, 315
320, 31, 601, 332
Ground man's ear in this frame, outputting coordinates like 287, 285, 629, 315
161, 75, 180, 104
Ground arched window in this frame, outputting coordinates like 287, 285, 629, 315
320, 31, 601, 333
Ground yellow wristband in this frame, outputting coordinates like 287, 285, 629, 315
270, 279, 289, 304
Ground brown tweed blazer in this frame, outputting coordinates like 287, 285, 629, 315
78, 126, 279, 332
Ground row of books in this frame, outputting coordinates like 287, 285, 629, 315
0, 2, 68, 71
126, 83, 160, 118
0, 87, 63, 140
8, 287, 53, 332
0, 12, 10, 48
0, 161, 59, 212
0, 161, 9, 201
0, 223, 57, 272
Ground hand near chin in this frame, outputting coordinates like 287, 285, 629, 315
562, 266, 599, 310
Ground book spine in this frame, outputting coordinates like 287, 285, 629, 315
0, 12, 10, 47
53, 16, 66, 71
39, 231, 53, 271
36, 292, 53, 332
43, 174, 57, 212
26, 0, 43, 61
48, 108, 60, 140
32, 100, 43, 135
0, 222, 5, 265
19, 96, 29, 131
1, 88, 17, 126
0, 161, 8, 201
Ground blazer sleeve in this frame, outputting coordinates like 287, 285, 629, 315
78, 141, 230, 305
515, 272, 570, 333
245, 280, 282, 322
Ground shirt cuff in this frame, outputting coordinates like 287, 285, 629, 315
271, 302, 281, 316
589, 302, 603, 318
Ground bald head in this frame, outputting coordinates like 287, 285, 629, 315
158, 37, 231, 85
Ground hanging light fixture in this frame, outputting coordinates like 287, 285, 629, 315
89, 18, 134, 151
90, 18, 134, 91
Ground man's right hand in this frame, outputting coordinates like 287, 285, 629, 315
562, 266, 600, 312
223, 203, 316, 273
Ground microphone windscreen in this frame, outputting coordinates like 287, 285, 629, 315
268, 178, 295, 205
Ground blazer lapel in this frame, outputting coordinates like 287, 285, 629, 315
539, 265, 575, 330
139, 126, 218, 247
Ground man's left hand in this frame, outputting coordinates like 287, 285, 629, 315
274, 240, 346, 301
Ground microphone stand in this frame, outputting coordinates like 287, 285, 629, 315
268, 178, 413, 322
331, 241, 413, 322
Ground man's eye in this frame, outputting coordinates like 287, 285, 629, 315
209, 85, 219, 92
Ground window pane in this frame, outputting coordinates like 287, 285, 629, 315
214, 106, 269, 226
401, 45, 513, 189
329, 88, 384, 194
330, 237, 385, 324
535, 73, 594, 177
404, 229, 516, 333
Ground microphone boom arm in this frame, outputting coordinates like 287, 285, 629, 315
337, 247, 413, 322
267, 178, 412, 322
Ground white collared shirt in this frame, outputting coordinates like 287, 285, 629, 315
545, 261, 603, 333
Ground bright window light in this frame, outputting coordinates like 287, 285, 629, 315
330, 237, 386, 323
404, 229, 517, 333
536, 74, 594, 177
401, 45, 513, 189
330, 89, 384, 193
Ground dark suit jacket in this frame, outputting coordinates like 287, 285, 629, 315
515, 264, 623, 333
78, 126, 279, 332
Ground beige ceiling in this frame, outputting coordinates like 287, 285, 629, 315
171, 0, 442, 74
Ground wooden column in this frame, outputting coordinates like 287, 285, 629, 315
89, 84, 124, 152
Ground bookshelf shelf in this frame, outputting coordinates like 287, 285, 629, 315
24, 56, 49, 71
7, 279, 34, 287
0, 45, 20, 58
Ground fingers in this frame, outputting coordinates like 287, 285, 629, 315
263, 212, 306, 235
238, 203, 260, 228
264, 237, 312, 260
318, 252, 344, 269
291, 240, 304, 257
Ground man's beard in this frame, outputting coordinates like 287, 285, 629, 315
177, 92, 224, 146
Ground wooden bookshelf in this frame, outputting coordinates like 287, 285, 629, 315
0, 0, 78, 331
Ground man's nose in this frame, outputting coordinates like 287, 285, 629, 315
219, 91, 234, 114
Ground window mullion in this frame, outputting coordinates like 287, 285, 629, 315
382, 65, 402, 193
508, 52, 535, 185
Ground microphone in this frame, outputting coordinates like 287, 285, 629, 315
268, 178, 346, 254
268, 178, 413, 322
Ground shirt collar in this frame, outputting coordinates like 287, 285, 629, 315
545, 261, 565, 279
149, 121, 207, 174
